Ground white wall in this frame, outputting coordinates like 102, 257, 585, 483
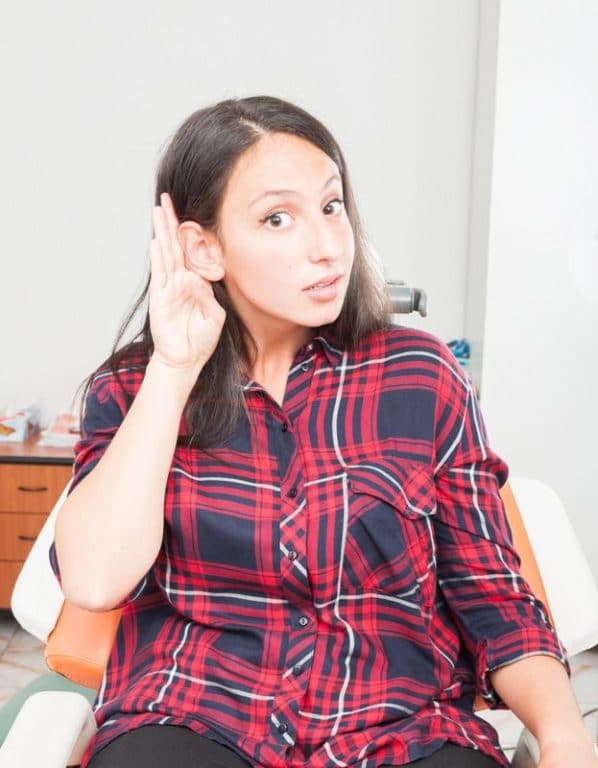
0, 0, 479, 424
478, 1, 598, 575
465, 0, 500, 390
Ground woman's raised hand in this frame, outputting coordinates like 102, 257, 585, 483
148, 192, 226, 372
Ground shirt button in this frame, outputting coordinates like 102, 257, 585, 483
281, 423, 288, 432
287, 550, 298, 560
306, 343, 314, 352
292, 664, 303, 676
301, 362, 311, 371
289, 487, 298, 498
277, 721, 288, 734
298, 616, 309, 627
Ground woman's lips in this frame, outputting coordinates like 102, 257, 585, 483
303, 274, 342, 291
303, 274, 342, 301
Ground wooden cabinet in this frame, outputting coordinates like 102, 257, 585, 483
0, 436, 73, 608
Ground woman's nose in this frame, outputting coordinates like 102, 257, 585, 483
306, 217, 341, 263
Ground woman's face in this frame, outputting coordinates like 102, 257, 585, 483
216, 132, 355, 349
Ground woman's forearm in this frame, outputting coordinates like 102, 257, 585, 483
55, 355, 203, 611
488, 654, 591, 749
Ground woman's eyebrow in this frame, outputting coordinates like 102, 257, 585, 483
248, 172, 341, 208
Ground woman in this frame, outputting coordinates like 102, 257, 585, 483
50, 95, 596, 767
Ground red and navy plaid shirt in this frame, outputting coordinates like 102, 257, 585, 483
49, 324, 570, 768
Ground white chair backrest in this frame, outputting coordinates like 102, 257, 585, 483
10, 479, 71, 643
510, 476, 598, 656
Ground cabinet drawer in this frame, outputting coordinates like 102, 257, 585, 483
0, 561, 24, 609
0, 512, 47, 560
0, 464, 72, 514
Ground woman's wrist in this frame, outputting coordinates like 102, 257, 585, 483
146, 353, 204, 403
537, 719, 594, 750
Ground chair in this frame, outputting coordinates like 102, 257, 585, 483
484, 480, 598, 766
1, 474, 597, 767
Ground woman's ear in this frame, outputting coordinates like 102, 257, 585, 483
177, 221, 225, 282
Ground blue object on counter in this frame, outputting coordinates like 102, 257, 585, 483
447, 338, 470, 360
447, 339, 479, 397
447, 338, 471, 370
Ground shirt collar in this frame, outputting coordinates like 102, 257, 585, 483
311, 325, 345, 367
239, 325, 345, 389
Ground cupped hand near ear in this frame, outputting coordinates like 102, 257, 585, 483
148, 192, 226, 372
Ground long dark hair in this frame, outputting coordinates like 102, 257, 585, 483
73, 95, 394, 451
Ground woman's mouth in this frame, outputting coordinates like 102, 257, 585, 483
303, 274, 342, 300
303, 274, 342, 291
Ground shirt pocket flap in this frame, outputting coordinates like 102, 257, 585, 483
346, 456, 437, 519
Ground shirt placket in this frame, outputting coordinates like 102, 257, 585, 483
265, 342, 319, 758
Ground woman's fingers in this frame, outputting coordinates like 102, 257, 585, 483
152, 205, 175, 277
159, 192, 185, 268
149, 238, 166, 290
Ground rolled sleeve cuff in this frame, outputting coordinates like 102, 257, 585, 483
476, 627, 572, 708
49, 540, 149, 610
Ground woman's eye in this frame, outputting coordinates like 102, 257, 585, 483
260, 198, 344, 229
324, 198, 344, 215
261, 211, 292, 229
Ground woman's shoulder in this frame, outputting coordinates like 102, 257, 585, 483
381, 323, 446, 351
363, 324, 460, 365
86, 344, 149, 405
354, 324, 471, 392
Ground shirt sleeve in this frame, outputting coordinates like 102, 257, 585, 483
48, 367, 151, 610
432, 341, 571, 709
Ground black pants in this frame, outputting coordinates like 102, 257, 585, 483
86, 725, 503, 767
